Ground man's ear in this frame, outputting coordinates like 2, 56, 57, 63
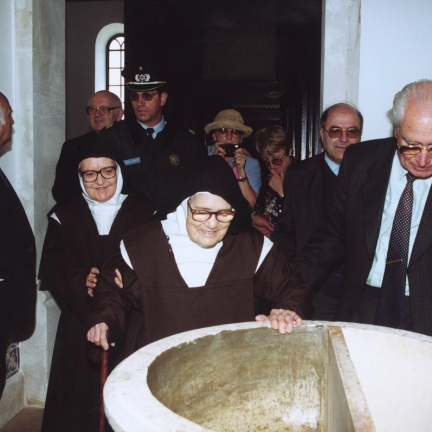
319, 127, 324, 143
160, 92, 168, 107
116, 108, 124, 121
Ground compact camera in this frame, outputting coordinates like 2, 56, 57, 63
220, 144, 239, 158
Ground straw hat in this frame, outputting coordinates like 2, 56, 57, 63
204, 109, 253, 137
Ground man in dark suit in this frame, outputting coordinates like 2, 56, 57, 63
271, 103, 363, 319
52, 90, 124, 203
0, 92, 36, 399
293, 80, 432, 336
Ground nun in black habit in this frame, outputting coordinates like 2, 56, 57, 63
39, 135, 155, 432
86, 156, 313, 355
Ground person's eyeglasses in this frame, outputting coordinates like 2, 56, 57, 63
86, 106, 120, 116
128, 91, 159, 102
187, 201, 236, 223
215, 128, 243, 138
398, 140, 432, 156
323, 127, 362, 139
264, 152, 286, 167
80, 166, 117, 183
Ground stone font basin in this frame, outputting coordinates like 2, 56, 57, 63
104, 322, 432, 431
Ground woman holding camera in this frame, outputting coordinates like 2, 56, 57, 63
205, 109, 261, 207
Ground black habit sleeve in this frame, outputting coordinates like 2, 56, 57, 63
39, 218, 92, 323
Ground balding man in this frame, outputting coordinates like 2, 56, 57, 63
271, 103, 363, 319
52, 90, 123, 203
0, 92, 36, 399
293, 80, 432, 336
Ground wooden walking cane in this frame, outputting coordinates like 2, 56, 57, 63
99, 329, 116, 432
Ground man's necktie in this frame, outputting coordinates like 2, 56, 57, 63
375, 172, 416, 328
146, 128, 155, 141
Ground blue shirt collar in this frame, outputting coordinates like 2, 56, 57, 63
324, 153, 340, 175
137, 116, 166, 137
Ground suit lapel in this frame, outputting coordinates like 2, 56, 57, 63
362, 145, 395, 259
302, 154, 324, 228
409, 186, 432, 265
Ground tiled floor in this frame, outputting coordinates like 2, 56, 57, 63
0, 408, 43, 432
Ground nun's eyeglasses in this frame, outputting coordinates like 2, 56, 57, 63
80, 166, 117, 183
187, 202, 236, 223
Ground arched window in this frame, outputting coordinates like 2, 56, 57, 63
95, 22, 124, 104
107, 34, 125, 109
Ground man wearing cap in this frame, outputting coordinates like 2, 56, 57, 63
205, 109, 261, 207
99, 63, 206, 213
52, 90, 124, 203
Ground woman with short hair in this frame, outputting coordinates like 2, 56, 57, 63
252, 125, 294, 238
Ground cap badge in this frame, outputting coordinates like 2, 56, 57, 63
135, 74, 151, 83
169, 154, 180, 166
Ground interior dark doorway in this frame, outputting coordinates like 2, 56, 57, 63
124, 0, 322, 160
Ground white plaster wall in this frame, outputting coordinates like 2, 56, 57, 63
357, 0, 432, 141
66, 1, 123, 139
323, 0, 432, 141
321, 0, 361, 111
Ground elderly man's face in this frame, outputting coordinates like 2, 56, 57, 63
88, 92, 123, 132
186, 193, 232, 248
130, 91, 167, 127
319, 106, 362, 165
212, 128, 244, 145
396, 101, 432, 178
0, 93, 14, 148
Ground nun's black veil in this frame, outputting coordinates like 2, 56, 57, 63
163, 155, 252, 234
74, 134, 131, 194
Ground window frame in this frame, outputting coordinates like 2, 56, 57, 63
106, 33, 125, 109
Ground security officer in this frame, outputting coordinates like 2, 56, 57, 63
100, 62, 206, 213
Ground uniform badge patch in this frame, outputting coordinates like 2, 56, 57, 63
169, 154, 180, 165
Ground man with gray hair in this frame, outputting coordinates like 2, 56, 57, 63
52, 90, 123, 203
0, 92, 36, 399
293, 80, 432, 336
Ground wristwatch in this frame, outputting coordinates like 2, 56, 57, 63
237, 176, 247, 182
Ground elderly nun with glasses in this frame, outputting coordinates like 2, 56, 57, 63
86, 156, 313, 355
39, 135, 155, 432
205, 109, 261, 207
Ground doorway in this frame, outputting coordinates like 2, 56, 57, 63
124, 0, 322, 160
